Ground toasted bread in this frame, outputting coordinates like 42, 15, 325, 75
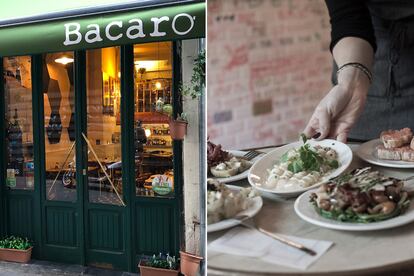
377, 144, 414, 162
380, 128, 413, 149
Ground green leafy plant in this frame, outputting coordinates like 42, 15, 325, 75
281, 134, 339, 174
143, 253, 179, 270
0, 236, 32, 250
176, 112, 187, 122
181, 50, 206, 99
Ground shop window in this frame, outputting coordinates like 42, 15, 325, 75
86, 46, 123, 206
4, 56, 34, 190
134, 42, 174, 198
43, 52, 77, 201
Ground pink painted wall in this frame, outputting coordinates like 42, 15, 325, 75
207, 0, 333, 149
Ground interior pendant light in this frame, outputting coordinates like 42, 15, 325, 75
55, 56, 74, 65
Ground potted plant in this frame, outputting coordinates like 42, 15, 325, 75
155, 50, 205, 141
0, 236, 33, 263
169, 112, 188, 140
138, 253, 180, 276
180, 250, 203, 276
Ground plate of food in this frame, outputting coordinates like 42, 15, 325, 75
248, 135, 353, 197
207, 179, 263, 233
208, 140, 260, 183
356, 128, 414, 168
294, 167, 413, 231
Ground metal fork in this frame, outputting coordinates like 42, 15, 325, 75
235, 215, 317, 256
243, 150, 264, 161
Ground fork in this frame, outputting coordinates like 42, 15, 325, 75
234, 215, 317, 256
243, 150, 264, 161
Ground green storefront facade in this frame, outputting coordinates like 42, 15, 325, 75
0, 0, 205, 272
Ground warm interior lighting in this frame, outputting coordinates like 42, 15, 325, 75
134, 60, 167, 71
155, 81, 162, 90
145, 128, 151, 137
55, 57, 74, 65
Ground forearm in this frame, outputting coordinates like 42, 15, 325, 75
333, 37, 374, 92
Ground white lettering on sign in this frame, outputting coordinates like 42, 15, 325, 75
126, 19, 146, 39
62, 13, 197, 46
105, 21, 123, 41
172, 14, 195, 35
150, 16, 170, 37
63, 23, 82, 46
85, 24, 103, 43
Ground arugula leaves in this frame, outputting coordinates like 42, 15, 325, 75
283, 134, 339, 174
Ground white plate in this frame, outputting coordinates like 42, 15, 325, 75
356, 139, 414, 169
210, 150, 262, 183
207, 185, 263, 233
248, 139, 353, 197
295, 189, 414, 231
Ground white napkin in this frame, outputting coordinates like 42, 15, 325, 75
209, 227, 333, 270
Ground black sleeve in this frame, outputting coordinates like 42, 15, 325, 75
325, 0, 376, 52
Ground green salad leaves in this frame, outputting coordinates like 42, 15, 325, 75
281, 134, 339, 174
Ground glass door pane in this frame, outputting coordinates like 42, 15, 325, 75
43, 52, 77, 202
133, 42, 174, 198
86, 47, 123, 206
4, 56, 34, 190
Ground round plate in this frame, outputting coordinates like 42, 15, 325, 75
210, 150, 262, 183
207, 185, 263, 233
356, 139, 414, 169
295, 189, 414, 231
248, 139, 353, 197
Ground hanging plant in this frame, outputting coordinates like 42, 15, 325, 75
181, 49, 205, 100
169, 112, 188, 140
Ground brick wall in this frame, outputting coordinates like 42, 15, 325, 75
207, 0, 333, 149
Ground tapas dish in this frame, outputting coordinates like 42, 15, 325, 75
309, 167, 410, 223
357, 128, 414, 168
295, 168, 414, 231
207, 179, 262, 232
248, 136, 352, 197
208, 140, 257, 183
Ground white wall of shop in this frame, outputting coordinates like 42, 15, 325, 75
182, 39, 202, 256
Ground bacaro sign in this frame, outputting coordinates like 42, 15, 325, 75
0, 3, 205, 57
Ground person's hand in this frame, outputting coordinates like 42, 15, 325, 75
303, 67, 370, 143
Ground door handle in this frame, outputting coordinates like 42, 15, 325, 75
82, 169, 87, 176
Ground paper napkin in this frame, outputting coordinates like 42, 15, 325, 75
209, 226, 333, 270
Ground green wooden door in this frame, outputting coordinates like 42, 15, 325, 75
1, 42, 184, 273
38, 49, 129, 270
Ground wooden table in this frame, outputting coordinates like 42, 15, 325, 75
208, 144, 414, 276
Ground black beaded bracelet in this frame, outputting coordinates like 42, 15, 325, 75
336, 62, 372, 84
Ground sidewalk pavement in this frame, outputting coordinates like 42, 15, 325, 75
0, 260, 138, 276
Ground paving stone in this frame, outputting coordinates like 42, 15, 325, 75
0, 260, 139, 276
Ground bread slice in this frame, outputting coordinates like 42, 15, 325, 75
411, 138, 414, 150
380, 128, 413, 149
377, 145, 414, 162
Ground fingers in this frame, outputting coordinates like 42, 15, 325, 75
316, 109, 330, 140
303, 121, 317, 139
336, 132, 348, 143
304, 109, 331, 141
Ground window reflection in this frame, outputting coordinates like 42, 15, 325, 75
4, 56, 34, 190
134, 42, 174, 198
43, 52, 77, 201
86, 46, 124, 206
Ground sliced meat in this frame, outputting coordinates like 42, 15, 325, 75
380, 128, 413, 149
377, 145, 414, 162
